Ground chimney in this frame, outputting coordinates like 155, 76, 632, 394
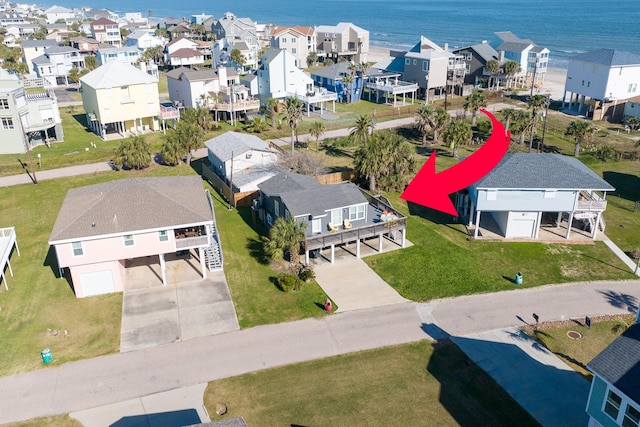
499, 50, 505, 63
218, 66, 227, 84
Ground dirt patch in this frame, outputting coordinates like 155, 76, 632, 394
520, 313, 634, 334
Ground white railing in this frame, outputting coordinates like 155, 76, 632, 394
175, 235, 209, 249
0, 227, 16, 279
577, 191, 607, 211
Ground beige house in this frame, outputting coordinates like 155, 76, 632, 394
315, 22, 369, 63
270, 26, 316, 68
80, 61, 160, 139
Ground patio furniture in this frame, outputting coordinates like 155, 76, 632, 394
343, 219, 352, 229
328, 222, 338, 232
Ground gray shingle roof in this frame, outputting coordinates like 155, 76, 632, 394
204, 132, 275, 162
571, 49, 640, 67
49, 176, 213, 242
454, 43, 500, 62
497, 41, 533, 53
45, 45, 79, 54
472, 153, 615, 191
259, 170, 367, 217
588, 323, 640, 404
21, 39, 57, 48
310, 61, 353, 80
80, 60, 157, 88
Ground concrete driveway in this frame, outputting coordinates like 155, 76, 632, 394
120, 271, 239, 352
314, 258, 408, 312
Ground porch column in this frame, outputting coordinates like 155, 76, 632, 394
593, 212, 602, 240
330, 244, 335, 264
332, 100, 335, 113
556, 212, 562, 228
199, 247, 207, 279
1, 271, 6, 290
356, 239, 361, 258
378, 234, 383, 252
468, 201, 475, 227
159, 253, 167, 286
401, 229, 406, 248
534, 212, 542, 239
566, 211, 574, 239
474, 210, 481, 238
305, 249, 309, 265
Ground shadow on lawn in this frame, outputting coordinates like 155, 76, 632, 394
247, 236, 270, 265
43, 245, 75, 294
602, 171, 640, 204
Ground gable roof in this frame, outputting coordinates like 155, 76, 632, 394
169, 48, 202, 58
588, 323, 640, 404
45, 5, 73, 13
167, 67, 217, 82
571, 49, 640, 67
45, 45, 79, 55
167, 36, 196, 48
472, 153, 615, 191
80, 60, 157, 88
454, 43, 500, 62
205, 131, 276, 162
49, 176, 212, 242
271, 25, 314, 38
21, 39, 57, 48
91, 17, 117, 26
310, 61, 356, 81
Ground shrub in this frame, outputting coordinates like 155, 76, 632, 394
277, 273, 301, 292
297, 264, 316, 282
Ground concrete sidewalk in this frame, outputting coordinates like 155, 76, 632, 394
0, 162, 112, 187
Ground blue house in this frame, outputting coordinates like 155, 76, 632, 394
586, 321, 640, 427
310, 62, 362, 102
460, 153, 614, 240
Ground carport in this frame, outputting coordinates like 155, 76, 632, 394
124, 250, 206, 291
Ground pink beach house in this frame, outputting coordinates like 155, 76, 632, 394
48, 176, 222, 298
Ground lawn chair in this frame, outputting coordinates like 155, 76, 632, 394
343, 219, 352, 229
328, 222, 338, 232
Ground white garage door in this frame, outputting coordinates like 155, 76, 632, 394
80, 270, 115, 297
509, 219, 535, 238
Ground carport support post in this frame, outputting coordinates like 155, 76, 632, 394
556, 212, 562, 228
330, 244, 335, 264
159, 253, 167, 286
593, 212, 602, 240
534, 212, 542, 239
198, 247, 207, 279
474, 210, 481, 238
401, 229, 406, 247
566, 211, 574, 239
378, 234, 383, 252
356, 239, 360, 258
305, 249, 309, 265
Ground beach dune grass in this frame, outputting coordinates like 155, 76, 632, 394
203, 341, 539, 426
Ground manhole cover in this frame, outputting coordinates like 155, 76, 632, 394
567, 331, 582, 339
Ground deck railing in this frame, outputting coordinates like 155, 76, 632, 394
577, 191, 607, 211
305, 218, 406, 251
175, 235, 209, 249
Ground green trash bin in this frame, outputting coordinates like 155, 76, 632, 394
41, 348, 52, 364
515, 272, 523, 285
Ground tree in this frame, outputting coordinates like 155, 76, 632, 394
565, 119, 595, 157
358, 61, 370, 99
84, 55, 98, 70
414, 104, 436, 145
442, 119, 472, 158
230, 48, 246, 71
283, 96, 304, 152
626, 117, 640, 131
432, 107, 450, 143
503, 60, 521, 89
485, 59, 500, 89
159, 130, 183, 166
246, 116, 267, 133
68, 66, 81, 89
309, 121, 326, 151
527, 95, 549, 152
499, 108, 518, 134
266, 97, 279, 128
354, 131, 417, 192
341, 74, 354, 103
113, 136, 152, 170
120, 27, 130, 42
350, 114, 374, 145
264, 217, 307, 265
463, 90, 487, 126
190, 23, 204, 41
177, 107, 212, 163
277, 150, 327, 176
511, 110, 532, 145
306, 52, 318, 67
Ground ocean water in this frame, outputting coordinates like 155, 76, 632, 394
48, 0, 640, 68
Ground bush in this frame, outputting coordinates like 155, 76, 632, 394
277, 273, 301, 292
297, 264, 316, 282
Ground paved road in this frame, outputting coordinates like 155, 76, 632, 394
1, 279, 638, 424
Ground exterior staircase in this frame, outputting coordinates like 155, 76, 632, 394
204, 190, 224, 271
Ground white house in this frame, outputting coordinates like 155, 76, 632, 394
255, 48, 313, 105
96, 46, 141, 66
125, 30, 166, 50
462, 153, 614, 240
32, 45, 85, 86
562, 49, 640, 121
315, 22, 369, 63
494, 31, 550, 88
165, 37, 204, 67
44, 5, 74, 24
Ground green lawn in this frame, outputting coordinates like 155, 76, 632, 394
3, 415, 81, 427
204, 340, 539, 426
527, 314, 635, 380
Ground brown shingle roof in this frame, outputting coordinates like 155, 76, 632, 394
170, 48, 202, 58
49, 176, 212, 242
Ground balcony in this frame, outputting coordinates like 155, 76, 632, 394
174, 226, 209, 249
576, 191, 607, 211
291, 89, 338, 104
159, 105, 180, 120
211, 99, 260, 113
366, 80, 419, 95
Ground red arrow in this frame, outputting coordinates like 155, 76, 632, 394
400, 109, 510, 216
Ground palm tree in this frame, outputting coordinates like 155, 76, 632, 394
527, 95, 549, 152
159, 130, 182, 166
309, 121, 326, 151
84, 55, 98, 71
247, 117, 268, 133
350, 114, 374, 145
113, 136, 151, 170
414, 104, 436, 145
565, 119, 595, 157
511, 110, 532, 145
358, 61, 370, 100
283, 96, 304, 152
264, 217, 307, 265
443, 120, 472, 158
503, 60, 521, 89
463, 90, 487, 125
341, 74, 354, 103
499, 108, 518, 134
306, 52, 318, 67
266, 97, 279, 128
432, 107, 450, 143
485, 59, 500, 89
230, 48, 246, 72
354, 132, 416, 192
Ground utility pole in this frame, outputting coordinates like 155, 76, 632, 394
228, 151, 234, 210
530, 59, 538, 98
539, 97, 550, 153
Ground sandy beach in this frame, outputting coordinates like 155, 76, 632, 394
368, 46, 567, 101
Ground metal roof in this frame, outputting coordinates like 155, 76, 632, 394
571, 49, 640, 67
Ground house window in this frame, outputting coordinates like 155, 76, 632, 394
158, 230, 168, 242
72, 241, 83, 256
413, 59, 417, 65
274, 200, 280, 217
285, 209, 290, 220
605, 389, 622, 420
292, 48, 297, 54
292, 37, 297, 43
629, 83, 638, 93
405, 58, 410, 65
123, 235, 134, 247
0, 99, 8, 109
312, 218, 321, 233
465, 64, 471, 73
282, 37, 286, 43
349, 205, 365, 221
330, 208, 342, 225
1, 117, 13, 129
422, 61, 428, 72
624, 405, 640, 427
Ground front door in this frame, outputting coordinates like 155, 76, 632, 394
312, 218, 321, 234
